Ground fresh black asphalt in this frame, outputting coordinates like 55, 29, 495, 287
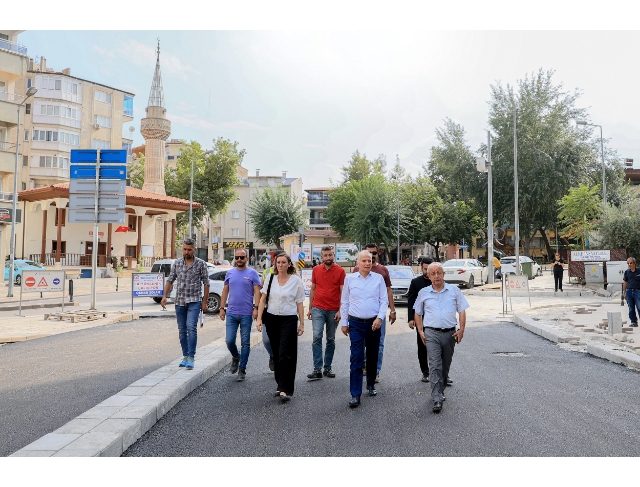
0, 316, 223, 457
124, 322, 640, 456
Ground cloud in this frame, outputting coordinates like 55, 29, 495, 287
169, 113, 268, 133
92, 45, 116, 59
112, 39, 199, 81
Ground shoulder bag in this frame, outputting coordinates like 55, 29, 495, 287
263, 273, 275, 324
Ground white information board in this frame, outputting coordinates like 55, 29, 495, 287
570, 250, 611, 262
21, 270, 65, 293
132, 273, 165, 297
300, 269, 313, 297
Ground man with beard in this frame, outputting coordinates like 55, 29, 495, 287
307, 246, 346, 380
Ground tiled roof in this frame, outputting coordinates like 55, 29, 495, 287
305, 187, 333, 191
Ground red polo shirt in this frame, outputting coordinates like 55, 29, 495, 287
311, 263, 346, 311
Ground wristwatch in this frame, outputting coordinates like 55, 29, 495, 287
253, 305, 258, 310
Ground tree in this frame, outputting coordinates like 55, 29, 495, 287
340, 150, 387, 183
127, 152, 145, 190
247, 187, 306, 249
165, 139, 242, 234
597, 187, 640, 258
557, 184, 601, 250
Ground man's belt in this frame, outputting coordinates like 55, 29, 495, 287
349, 315, 377, 322
424, 326, 456, 333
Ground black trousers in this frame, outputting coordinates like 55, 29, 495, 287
416, 326, 429, 374
554, 271, 563, 291
264, 313, 298, 396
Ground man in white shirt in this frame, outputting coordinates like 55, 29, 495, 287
340, 250, 388, 408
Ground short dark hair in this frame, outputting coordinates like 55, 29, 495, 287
321, 245, 333, 253
183, 238, 195, 247
365, 243, 377, 250
421, 256, 433, 268
235, 248, 248, 257
274, 252, 296, 275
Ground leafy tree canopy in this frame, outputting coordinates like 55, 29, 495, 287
247, 187, 307, 249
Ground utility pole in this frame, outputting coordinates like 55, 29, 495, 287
514, 107, 521, 276
487, 130, 494, 283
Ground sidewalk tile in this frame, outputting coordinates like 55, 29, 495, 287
99, 395, 138, 407
54, 418, 105, 434
111, 405, 157, 435
91, 418, 141, 451
10, 450, 57, 457
60, 432, 122, 457
77, 406, 122, 420
22, 433, 81, 451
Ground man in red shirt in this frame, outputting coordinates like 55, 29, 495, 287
307, 245, 346, 380
353, 243, 396, 382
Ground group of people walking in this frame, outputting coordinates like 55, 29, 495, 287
162, 239, 468, 413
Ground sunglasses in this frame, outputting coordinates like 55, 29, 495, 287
234, 256, 246, 260
369, 251, 378, 255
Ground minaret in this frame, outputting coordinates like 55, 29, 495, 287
141, 38, 171, 195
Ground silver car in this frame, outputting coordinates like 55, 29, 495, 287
386, 265, 416, 304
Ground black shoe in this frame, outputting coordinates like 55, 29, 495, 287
432, 401, 443, 413
280, 393, 291, 402
446, 377, 453, 386
307, 370, 323, 381
631, 323, 639, 328
236, 368, 246, 382
368, 386, 377, 396
268, 356, 275, 371
323, 368, 335, 378
421, 372, 430, 383
273, 390, 282, 397
349, 396, 361, 408
230, 357, 240, 374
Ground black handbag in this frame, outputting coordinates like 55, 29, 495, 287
263, 274, 275, 323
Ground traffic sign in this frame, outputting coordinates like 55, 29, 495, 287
69, 194, 127, 209
21, 271, 65, 293
459, 245, 469, 250
70, 165, 127, 180
68, 209, 126, 224
70, 179, 127, 194
70, 149, 127, 164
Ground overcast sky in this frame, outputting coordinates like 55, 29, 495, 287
19, 29, 640, 189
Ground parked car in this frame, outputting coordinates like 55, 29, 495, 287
386, 265, 416, 304
499, 256, 542, 278
212, 259, 232, 268
442, 259, 486, 289
4, 259, 45, 285
149, 259, 226, 312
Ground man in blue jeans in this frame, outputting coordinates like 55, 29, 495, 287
161, 238, 210, 370
623, 257, 640, 328
220, 249, 262, 381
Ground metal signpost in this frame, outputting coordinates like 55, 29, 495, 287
503, 273, 531, 315
20, 270, 65, 316
131, 273, 165, 310
68, 149, 127, 309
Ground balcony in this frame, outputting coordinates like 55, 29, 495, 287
0, 142, 15, 173
309, 218, 327, 225
29, 166, 69, 181
0, 38, 27, 56
0, 96, 20, 125
307, 200, 329, 208
0, 191, 14, 202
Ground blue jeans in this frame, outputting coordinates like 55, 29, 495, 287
262, 326, 273, 357
377, 317, 386, 374
311, 307, 339, 371
626, 289, 640, 325
175, 302, 200, 358
348, 317, 381, 397
225, 314, 253, 369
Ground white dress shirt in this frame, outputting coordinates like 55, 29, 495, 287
261, 274, 305, 316
340, 271, 389, 327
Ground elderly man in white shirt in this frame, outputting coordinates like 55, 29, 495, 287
340, 250, 388, 408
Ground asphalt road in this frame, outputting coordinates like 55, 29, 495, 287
0, 315, 224, 457
124, 321, 640, 457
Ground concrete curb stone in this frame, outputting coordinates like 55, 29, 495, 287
9, 332, 262, 457
512, 313, 579, 343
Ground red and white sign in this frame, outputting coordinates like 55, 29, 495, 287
21, 271, 65, 293
88, 231, 105, 237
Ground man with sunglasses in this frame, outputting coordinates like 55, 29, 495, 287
353, 243, 396, 382
219, 249, 262, 382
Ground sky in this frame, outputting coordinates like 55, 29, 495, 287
17, 27, 640, 191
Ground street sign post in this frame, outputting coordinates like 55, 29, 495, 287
131, 272, 165, 310
20, 270, 66, 316
68, 149, 127, 309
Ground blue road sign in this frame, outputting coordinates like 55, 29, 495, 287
460, 245, 469, 249
53, 278, 60, 285
70, 165, 127, 180
70, 149, 127, 164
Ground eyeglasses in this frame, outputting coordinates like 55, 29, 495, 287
234, 256, 246, 260
369, 251, 378, 255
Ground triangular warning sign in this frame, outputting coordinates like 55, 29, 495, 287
37, 277, 48, 287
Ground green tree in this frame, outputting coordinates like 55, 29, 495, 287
165, 138, 241, 233
557, 184, 601, 249
247, 187, 306, 249
598, 188, 640, 258
127, 153, 145, 190
340, 150, 387, 183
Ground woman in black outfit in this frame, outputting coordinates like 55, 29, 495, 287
552, 252, 565, 292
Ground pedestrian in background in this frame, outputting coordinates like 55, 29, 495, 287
353, 243, 395, 382
623, 257, 640, 328
551, 252, 565, 292
257, 253, 305, 402
161, 238, 210, 370
415, 262, 468, 413
307, 245, 346, 381
407, 257, 434, 383
341, 250, 388, 408
219, 249, 262, 382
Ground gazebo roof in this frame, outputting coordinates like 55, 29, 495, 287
18, 183, 202, 212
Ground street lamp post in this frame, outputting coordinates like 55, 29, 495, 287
476, 131, 494, 283
188, 153, 194, 239
576, 121, 606, 208
8, 87, 37, 297
514, 108, 521, 276
396, 178, 400, 265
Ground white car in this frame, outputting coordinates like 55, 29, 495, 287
442, 259, 486, 289
385, 265, 416, 303
499, 256, 542, 278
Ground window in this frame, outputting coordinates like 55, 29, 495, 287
46, 131, 52, 141
231, 211, 240, 219
94, 90, 112, 103
53, 106, 59, 116
55, 79, 61, 91
39, 131, 45, 141
24, 130, 29, 141
21, 182, 26, 191
93, 115, 111, 128
27, 78, 32, 88
123, 96, 133, 117
126, 245, 137, 258
128, 215, 137, 231
33, 130, 38, 140
92, 139, 110, 150
25, 103, 30, 114
47, 105, 53, 115
231, 229, 239, 237
71, 109, 76, 119
51, 241, 67, 254
66, 107, 71, 118
72, 83, 77, 95
22, 156, 27, 167
122, 142, 132, 154
52, 132, 58, 142
167, 155, 174, 160
40, 105, 46, 115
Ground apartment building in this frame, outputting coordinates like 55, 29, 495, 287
17, 57, 134, 189
306, 187, 332, 230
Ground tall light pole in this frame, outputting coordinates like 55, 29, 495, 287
188, 153, 194, 239
576, 120, 606, 208
486, 130, 494, 283
514, 107, 521, 276
8, 87, 37, 297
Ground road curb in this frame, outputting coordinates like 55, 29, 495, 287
9, 332, 262, 457
512, 313, 580, 343
0, 302, 79, 312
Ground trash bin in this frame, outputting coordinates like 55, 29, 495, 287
80, 269, 92, 278
521, 261, 533, 280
